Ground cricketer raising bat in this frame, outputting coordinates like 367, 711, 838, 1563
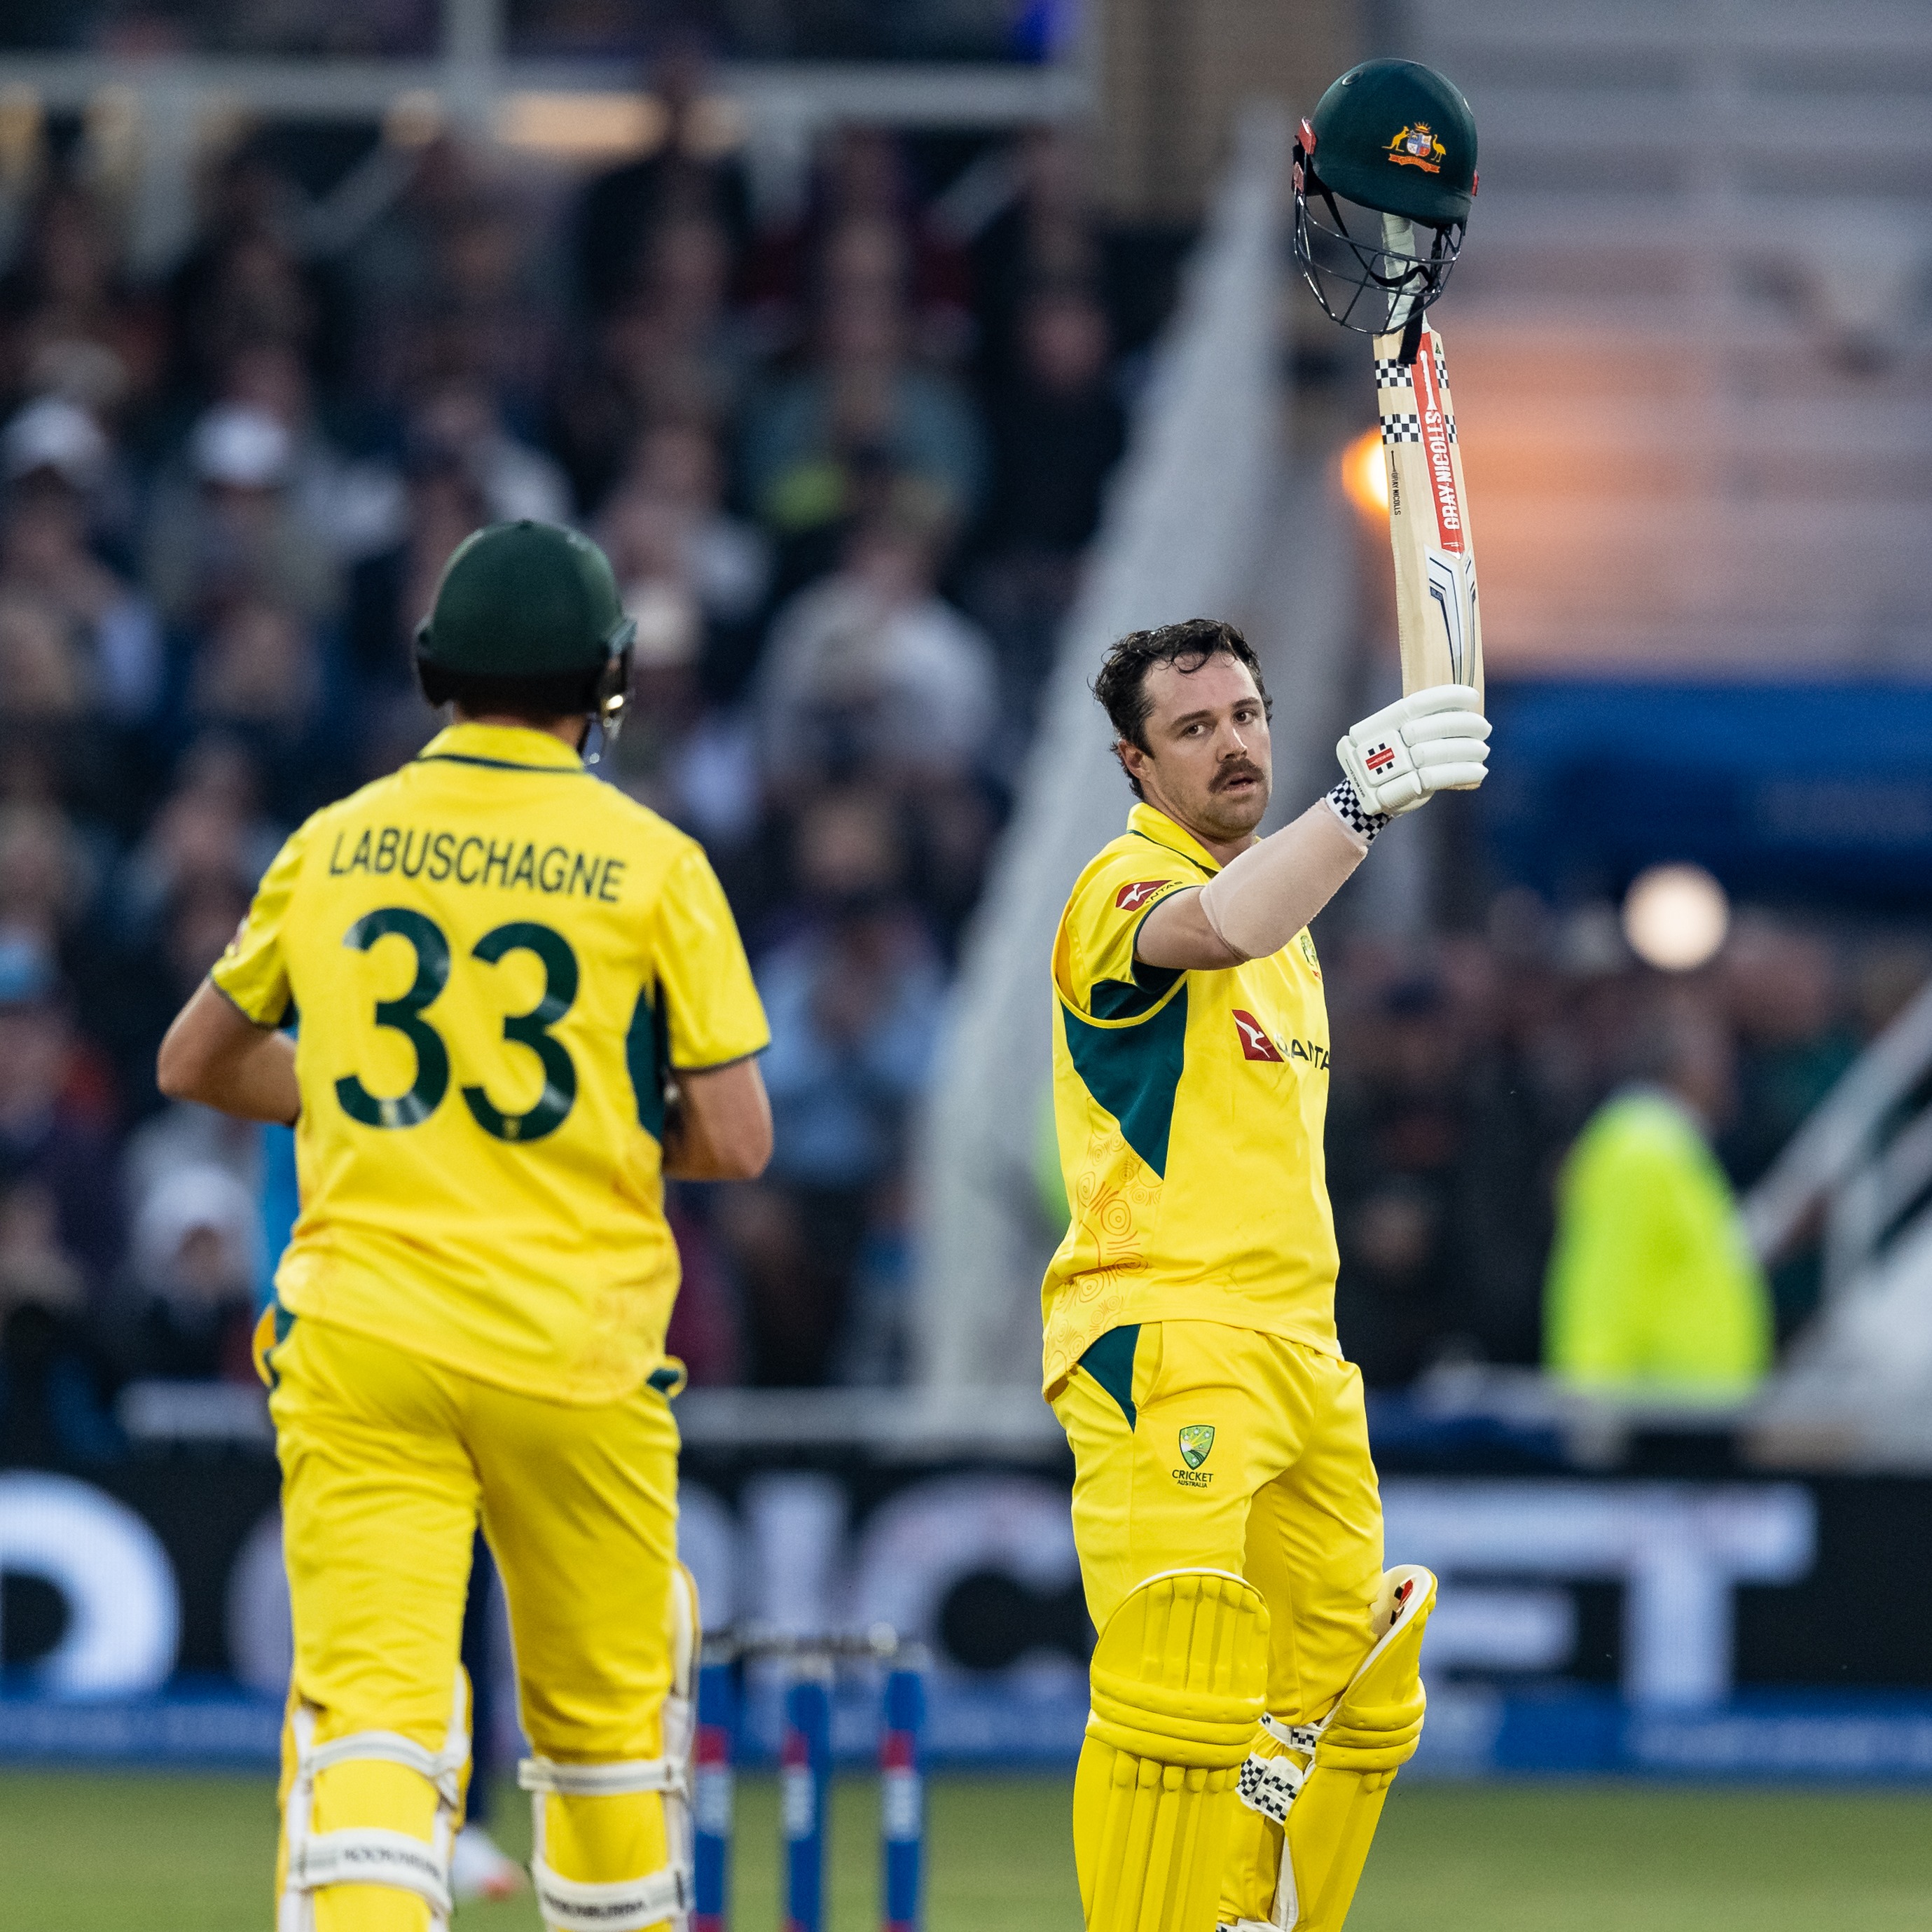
1291, 61, 1483, 731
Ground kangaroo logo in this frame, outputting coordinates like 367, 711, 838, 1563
1232, 1010, 1285, 1063
1115, 879, 1173, 911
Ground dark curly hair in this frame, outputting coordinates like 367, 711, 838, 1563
1091, 617, 1271, 799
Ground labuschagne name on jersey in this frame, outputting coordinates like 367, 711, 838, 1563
326, 824, 628, 902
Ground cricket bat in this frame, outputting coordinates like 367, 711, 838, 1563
1372, 318, 1484, 719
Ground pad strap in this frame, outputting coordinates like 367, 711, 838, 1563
1259, 1713, 1321, 1755
310, 1730, 466, 1807
530, 1854, 691, 1932
519, 1755, 685, 1798
1236, 1711, 1323, 1825
282, 1673, 469, 1932
1236, 1751, 1307, 1826
289, 1826, 455, 1914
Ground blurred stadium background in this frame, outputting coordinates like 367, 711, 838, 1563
7, 0, 1932, 1924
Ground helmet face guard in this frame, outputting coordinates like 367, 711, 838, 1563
582, 642, 633, 766
1292, 130, 1464, 352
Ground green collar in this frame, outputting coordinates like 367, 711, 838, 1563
1126, 801, 1226, 876
415, 722, 586, 775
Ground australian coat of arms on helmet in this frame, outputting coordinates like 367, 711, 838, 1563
1387, 123, 1447, 173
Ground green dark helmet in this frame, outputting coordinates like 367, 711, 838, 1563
1307, 60, 1478, 230
415, 520, 637, 754
1294, 59, 1479, 343
417, 520, 635, 679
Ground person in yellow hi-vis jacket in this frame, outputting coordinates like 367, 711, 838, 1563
1545, 1004, 1772, 1396
1045, 618, 1491, 1932
158, 520, 772, 1932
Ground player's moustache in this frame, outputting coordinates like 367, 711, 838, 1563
1212, 759, 1265, 792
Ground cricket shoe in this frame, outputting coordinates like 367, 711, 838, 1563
450, 1822, 527, 1901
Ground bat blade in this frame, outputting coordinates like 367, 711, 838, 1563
1374, 322, 1484, 736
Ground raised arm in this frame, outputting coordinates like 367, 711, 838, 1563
1136, 796, 1370, 970
1136, 684, 1490, 972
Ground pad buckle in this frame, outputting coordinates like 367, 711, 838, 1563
1236, 1750, 1309, 1826
530, 1854, 692, 1932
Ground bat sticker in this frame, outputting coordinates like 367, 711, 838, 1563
1373, 318, 1484, 722
1424, 549, 1477, 686
1411, 338, 1465, 554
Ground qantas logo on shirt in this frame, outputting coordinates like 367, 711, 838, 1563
1233, 1010, 1284, 1061
1234, 1011, 1331, 1069
1115, 878, 1173, 911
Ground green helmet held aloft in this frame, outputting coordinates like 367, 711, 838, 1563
417, 520, 635, 678
1293, 59, 1479, 340
1307, 60, 1478, 228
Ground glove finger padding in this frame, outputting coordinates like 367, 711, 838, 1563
1402, 710, 1491, 747
1351, 683, 1482, 738
1410, 736, 1490, 772
1414, 761, 1489, 793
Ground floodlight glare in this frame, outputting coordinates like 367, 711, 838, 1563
1622, 864, 1730, 972
1341, 425, 1390, 519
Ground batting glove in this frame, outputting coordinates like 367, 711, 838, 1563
1335, 684, 1491, 817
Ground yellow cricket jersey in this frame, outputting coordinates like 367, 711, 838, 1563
1040, 803, 1341, 1398
212, 722, 768, 1405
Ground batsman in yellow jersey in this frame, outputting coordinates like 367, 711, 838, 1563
1044, 618, 1491, 1932
158, 520, 773, 1932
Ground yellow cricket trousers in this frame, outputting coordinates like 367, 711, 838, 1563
1052, 1320, 1386, 1927
268, 1313, 684, 1932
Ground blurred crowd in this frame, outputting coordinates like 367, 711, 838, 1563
1323, 898, 1924, 1391
0, 95, 1135, 1456
0, 84, 1907, 1470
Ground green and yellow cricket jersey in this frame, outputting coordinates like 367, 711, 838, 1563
212, 722, 768, 1405
1041, 803, 1341, 1398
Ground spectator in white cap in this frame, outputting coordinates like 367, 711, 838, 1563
113, 1161, 265, 1384
219, 338, 404, 565
142, 402, 342, 623
1, 396, 109, 495
192, 402, 294, 490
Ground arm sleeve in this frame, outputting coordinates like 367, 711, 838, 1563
208, 822, 312, 1026
1051, 855, 1196, 1022
651, 843, 771, 1070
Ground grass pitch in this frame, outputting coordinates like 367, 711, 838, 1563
6, 1771, 1932, 1930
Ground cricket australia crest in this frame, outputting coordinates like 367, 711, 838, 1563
1386, 123, 1446, 173
1178, 1424, 1216, 1470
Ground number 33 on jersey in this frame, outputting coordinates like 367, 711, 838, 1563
211, 722, 769, 1404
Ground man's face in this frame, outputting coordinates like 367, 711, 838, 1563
1119, 653, 1272, 844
